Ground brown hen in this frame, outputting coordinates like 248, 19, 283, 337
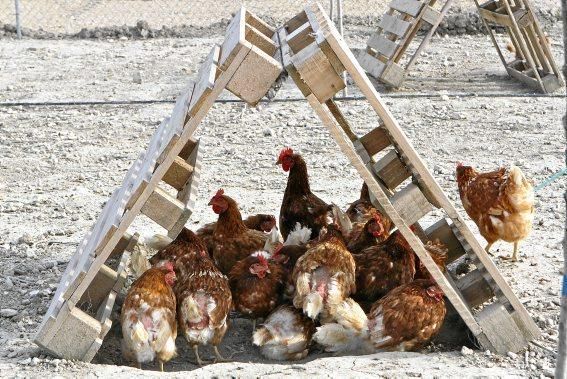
149, 228, 207, 268
456, 164, 534, 261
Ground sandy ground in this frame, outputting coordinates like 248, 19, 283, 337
0, 18, 565, 379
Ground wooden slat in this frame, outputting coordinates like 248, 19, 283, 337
381, 61, 406, 87
359, 127, 391, 156
219, 7, 245, 68
425, 219, 467, 263
279, 27, 312, 97
285, 10, 308, 33
245, 10, 275, 36
306, 1, 539, 342
390, 183, 433, 225
141, 187, 187, 230
357, 50, 386, 79
245, 24, 277, 57
292, 42, 345, 103
456, 269, 494, 308
189, 45, 220, 116
78, 264, 117, 314
422, 6, 442, 25
367, 34, 398, 58
286, 22, 314, 54
162, 156, 194, 191
373, 150, 411, 190
379, 14, 412, 37
390, 0, 425, 17
477, 303, 529, 354
478, 7, 513, 27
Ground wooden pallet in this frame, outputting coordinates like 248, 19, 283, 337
35, 6, 282, 362
475, 0, 564, 93
358, 0, 453, 87
282, 2, 540, 354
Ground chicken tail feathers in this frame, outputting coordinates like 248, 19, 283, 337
332, 298, 368, 332
284, 223, 312, 246
144, 234, 173, 251
314, 323, 373, 354
252, 326, 272, 346
303, 292, 324, 319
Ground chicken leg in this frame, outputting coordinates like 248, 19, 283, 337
485, 242, 493, 254
500, 241, 519, 261
137, 362, 142, 370
158, 361, 164, 372
252, 319, 256, 332
192, 345, 207, 366
213, 345, 227, 363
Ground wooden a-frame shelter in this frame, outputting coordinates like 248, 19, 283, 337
35, 2, 539, 362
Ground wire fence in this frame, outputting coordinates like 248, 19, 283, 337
0, 0, 367, 38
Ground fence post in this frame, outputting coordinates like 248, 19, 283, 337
337, 0, 347, 96
14, 0, 22, 39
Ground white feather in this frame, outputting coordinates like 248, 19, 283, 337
284, 223, 312, 246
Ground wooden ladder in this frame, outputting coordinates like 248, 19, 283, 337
35, 7, 283, 361
358, 0, 453, 87
282, 2, 540, 354
475, 0, 564, 93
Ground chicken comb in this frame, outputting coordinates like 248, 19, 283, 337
278, 147, 294, 161
214, 188, 225, 198
456, 161, 464, 167
257, 253, 269, 266
164, 261, 175, 272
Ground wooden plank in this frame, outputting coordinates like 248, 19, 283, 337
456, 269, 494, 308
245, 10, 275, 36
305, 1, 539, 344
373, 150, 411, 190
189, 45, 220, 116
285, 10, 308, 33
141, 187, 187, 230
78, 265, 117, 314
367, 34, 398, 58
108, 232, 131, 259
380, 61, 406, 87
286, 22, 314, 54
179, 138, 198, 161
479, 7, 514, 27
219, 7, 245, 69
292, 42, 345, 103
177, 140, 201, 207
162, 156, 194, 191
390, 0, 425, 17
378, 14, 412, 37
358, 49, 386, 79
390, 183, 433, 225
279, 27, 312, 98
422, 6, 442, 25
425, 219, 467, 263
245, 24, 277, 57
359, 126, 391, 156
477, 303, 528, 354
226, 44, 283, 106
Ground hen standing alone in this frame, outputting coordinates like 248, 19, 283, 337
277, 148, 331, 240
121, 263, 177, 371
456, 164, 535, 261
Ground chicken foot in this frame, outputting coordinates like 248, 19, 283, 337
213, 345, 229, 363
500, 241, 519, 261
192, 345, 210, 366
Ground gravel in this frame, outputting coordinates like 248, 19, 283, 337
0, 16, 564, 379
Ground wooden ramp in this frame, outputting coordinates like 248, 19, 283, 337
357, 0, 453, 87
475, 0, 563, 93
34, 7, 283, 361
282, 2, 539, 354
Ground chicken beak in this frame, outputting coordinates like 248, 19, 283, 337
207, 199, 213, 206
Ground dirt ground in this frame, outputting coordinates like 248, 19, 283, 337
0, 12, 565, 379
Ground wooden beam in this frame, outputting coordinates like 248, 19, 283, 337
390, 0, 425, 17
425, 218, 467, 263
378, 14, 412, 37
141, 187, 187, 231
367, 34, 398, 58
456, 269, 495, 308
390, 183, 433, 225
162, 156, 194, 191
245, 24, 277, 57
357, 49, 386, 79
359, 127, 391, 156
477, 303, 529, 354
286, 22, 314, 54
245, 10, 275, 36
373, 150, 411, 190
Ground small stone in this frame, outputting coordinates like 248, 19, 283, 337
19, 358, 31, 365
0, 309, 18, 318
263, 128, 273, 137
132, 71, 143, 84
30, 357, 40, 367
441, 94, 450, 101
507, 351, 518, 360
17, 233, 34, 245
461, 346, 474, 356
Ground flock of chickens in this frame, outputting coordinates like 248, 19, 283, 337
119, 148, 535, 370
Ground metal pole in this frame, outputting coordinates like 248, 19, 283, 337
329, 0, 334, 24
337, 0, 348, 96
555, 0, 567, 377
14, 0, 22, 39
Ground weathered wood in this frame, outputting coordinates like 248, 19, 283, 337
367, 34, 398, 58
286, 22, 314, 54
456, 269, 495, 308
189, 45, 220, 116
279, 27, 312, 97
379, 14, 412, 37
245, 24, 277, 57
380, 61, 406, 87
162, 156, 194, 191
478, 7, 514, 27
357, 49, 386, 79
390, 0, 425, 17
178, 139, 198, 161
477, 303, 529, 354
219, 7, 245, 68
359, 126, 391, 156
141, 187, 187, 231
78, 265, 117, 314
245, 10, 275, 36
425, 218, 467, 263
373, 150, 411, 190
285, 10, 308, 33
421, 6, 441, 25
292, 42, 345, 103
390, 183, 433, 225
